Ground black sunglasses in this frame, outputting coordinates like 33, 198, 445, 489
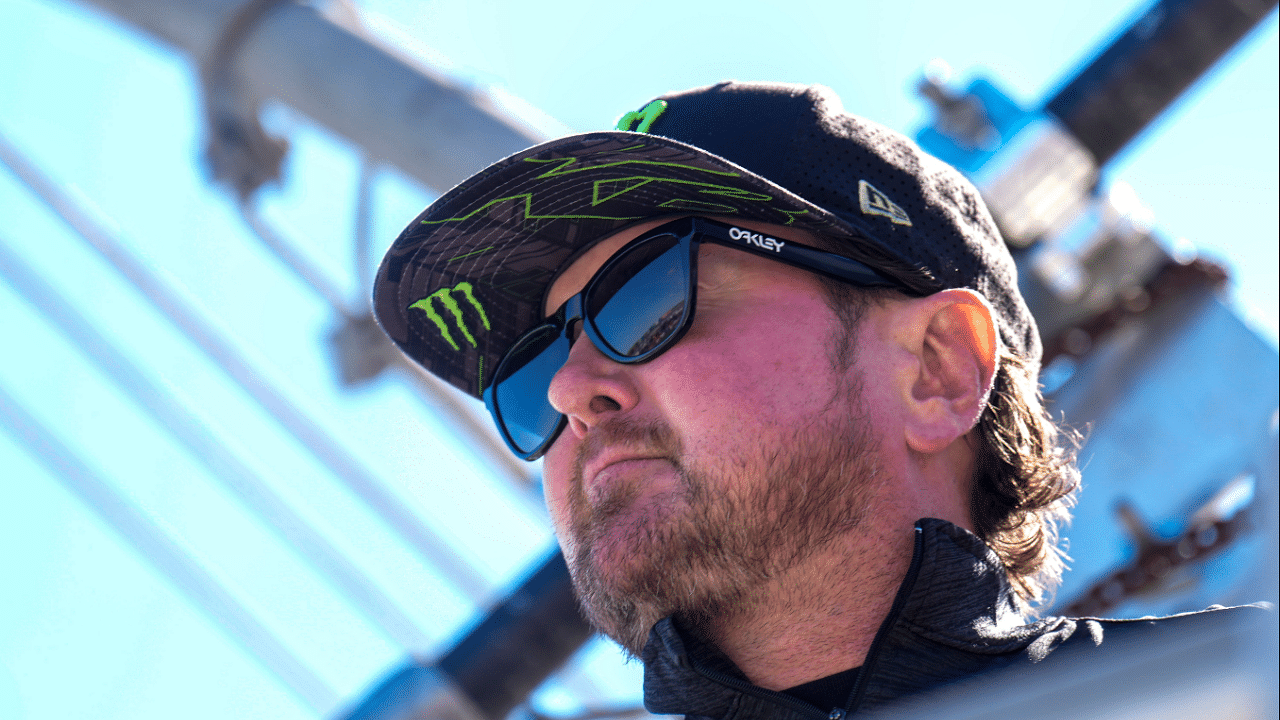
482, 217, 911, 460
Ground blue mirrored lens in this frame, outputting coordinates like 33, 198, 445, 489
492, 232, 691, 457
588, 236, 687, 357
495, 326, 571, 455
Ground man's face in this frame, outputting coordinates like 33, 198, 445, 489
540, 218, 887, 654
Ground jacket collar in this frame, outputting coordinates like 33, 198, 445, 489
640, 519, 1048, 717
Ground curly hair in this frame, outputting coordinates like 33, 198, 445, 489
813, 274, 1080, 612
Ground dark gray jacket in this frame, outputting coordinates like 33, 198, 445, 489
639, 518, 1258, 719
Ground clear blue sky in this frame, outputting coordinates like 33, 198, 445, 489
0, 0, 1275, 718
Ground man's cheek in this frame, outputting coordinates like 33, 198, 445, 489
546, 494, 577, 535
541, 488, 582, 562
541, 443, 574, 512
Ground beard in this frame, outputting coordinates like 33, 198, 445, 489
557, 378, 882, 656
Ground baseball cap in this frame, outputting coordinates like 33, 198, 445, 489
373, 81, 1039, 399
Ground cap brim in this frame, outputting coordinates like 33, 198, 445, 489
373, 131, 916, 399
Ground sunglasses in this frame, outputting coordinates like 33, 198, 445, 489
483, 217, 910, 460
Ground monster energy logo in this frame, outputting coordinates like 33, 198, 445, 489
616, 100, 667, 133
409, 282, 491, 352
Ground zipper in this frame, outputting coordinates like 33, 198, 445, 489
843, 524, 926, 713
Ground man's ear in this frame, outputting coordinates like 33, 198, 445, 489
898, 289, 998, 454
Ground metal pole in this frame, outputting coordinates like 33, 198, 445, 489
0, 235, 433, 652
71, 0, 549, 192
1046, 0, 1279, 165
437, 551, 593, 720
0, 382, 339, 715
339, 551, 595, 720
237, 196, 352, 316
68, 0, 544, 493
0, 128, 493, 605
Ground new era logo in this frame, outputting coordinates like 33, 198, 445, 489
858, 180, 912, 227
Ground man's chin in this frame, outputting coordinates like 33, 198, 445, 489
570, 524, 660, 598
577, 542, 654, 594
564, 513, 693, 655
565, 547, 666, 656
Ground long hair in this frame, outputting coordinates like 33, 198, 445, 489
815, 276, 1080, 611
970, 350, 1080, 610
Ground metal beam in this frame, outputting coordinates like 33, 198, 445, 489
0, 234, 433, 653
73, 0, 548, 193
1046, 0, 1279, 165
0, 127, 493, 605
0, 382, 339, 715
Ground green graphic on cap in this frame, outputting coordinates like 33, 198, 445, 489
592, 177, 659, 205
775, 208, 812, 225
422, 168, 773, 226
616, 100, 667, 133
421, 152, 790, 226
448, 246, 495, 263
422, 191, 648, 225
409, 281, 490, 352
525, 155, 739, 181
590, 175, 772, 206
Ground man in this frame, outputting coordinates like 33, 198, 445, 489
372, 82, 1237, 717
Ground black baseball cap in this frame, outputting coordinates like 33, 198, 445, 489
373, 81, 1039, 399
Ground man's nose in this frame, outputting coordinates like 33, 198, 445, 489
546, 334, 640, 440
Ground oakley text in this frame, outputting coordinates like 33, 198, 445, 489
729, 226, 786, 253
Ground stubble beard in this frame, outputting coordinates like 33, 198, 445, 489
559, 379, 882, 657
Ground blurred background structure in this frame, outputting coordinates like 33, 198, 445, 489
0, 0, 1276, 718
